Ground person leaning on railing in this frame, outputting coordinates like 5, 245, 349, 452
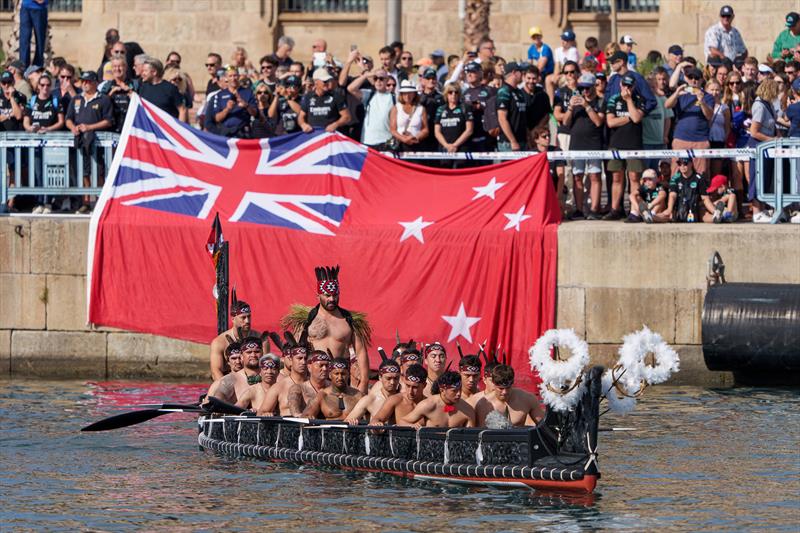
747, 79, 780, 223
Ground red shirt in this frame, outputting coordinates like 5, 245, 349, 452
584, 50, 607, 72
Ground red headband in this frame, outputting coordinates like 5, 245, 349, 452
379, 364, 400, 375
317, 280, 339, 296
308, 351, 332, 364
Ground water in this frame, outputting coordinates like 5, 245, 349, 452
1, 380, 798, 531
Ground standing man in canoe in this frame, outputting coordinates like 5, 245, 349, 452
209, 295, 264, 381
282, 266, 371, 393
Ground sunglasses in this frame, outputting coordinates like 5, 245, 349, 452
38, 82, 51, 87
401, 56, 412, 61
256, 90, 269, 95
539, 133, 551, 138
261, 65, 274, 70
60, 75, 72, 79
729, 80, 741, 85
205, 63, 218, 68
678, 161, 691, 166
563, 70, 577, 75
686, 75, 700, 80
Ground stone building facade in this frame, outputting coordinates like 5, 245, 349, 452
1, 1, 798, 92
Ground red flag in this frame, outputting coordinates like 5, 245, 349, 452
87, 95, 560, 389
205, 212, 223, 264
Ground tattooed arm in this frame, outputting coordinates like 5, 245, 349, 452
287, 384, 306, 417
302, 390, 325, 419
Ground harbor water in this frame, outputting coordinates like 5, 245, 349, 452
1, 380, 798, 531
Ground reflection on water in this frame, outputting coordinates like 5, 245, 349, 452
1, 380, 798, 531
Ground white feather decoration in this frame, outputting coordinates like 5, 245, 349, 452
617, 326, 681, 385
601, 370, 638, 414
529, 329, 590, 412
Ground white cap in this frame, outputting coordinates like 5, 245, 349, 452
620, 35, 636, 45
398, 79, 418, 93
312, 68, 333, 82
757, 64, 774, 74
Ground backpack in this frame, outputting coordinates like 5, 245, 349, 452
482, 92, 500, 137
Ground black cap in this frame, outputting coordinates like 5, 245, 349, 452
686, 67, 703, 79
720, 5, 734, 17
505, 61, 524, 73
621, 73, 636, 86
787, 12, 800, 27
677, 156, 693, 164
80, 71, 99, 82
0, 70, 13, 83
421, 67, 437, 79
595, 71, 607, 80
668, 45, 683, 56
706, 56, 723, 67
282, 74, 301, 87
9, 59, 24, 71
609, 51, 629, 64
464, 61, 481, 73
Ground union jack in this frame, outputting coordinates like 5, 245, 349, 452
109, 95, 367, 235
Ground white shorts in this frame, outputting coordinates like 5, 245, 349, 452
571, 159, 602, 175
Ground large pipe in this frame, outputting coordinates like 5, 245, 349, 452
386, 0, 401, 44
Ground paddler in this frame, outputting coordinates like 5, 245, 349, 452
399, 349, 423, 377
401, 371, 476, 428
303, 357, 363, 420
466, 353, 499, 408
371, 363, 428, 426
475, 365, 545, 427
207, 333, 265, 404
236, 354, 280, 410
344, 358, 402, 425
257, 333, 314, 417
281, 266, 371, 394
458, 355, 482, 400
224, 340, 244, 374
422, 342, 447, 396
208, 295, 265, 381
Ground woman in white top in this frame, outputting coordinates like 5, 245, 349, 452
706, 80, 731, 179
389, 80, 428, 151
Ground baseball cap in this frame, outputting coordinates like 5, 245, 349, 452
677, 156, 693, 164
788, 12, 800, 27
561, 30, 576, 41
528, 26, 543, 37
758, 64, 774, 74
609, 51, 629, 64
9, 59, 24, 71
595, 71, 607, 80
0, 71, 13, 83
620, 35, 636, 45
686, 67, 703, 79
312, 68, 333, 82
430, 48, 445, 58
398, 80, 417, 93
668, 45, 684, 56
720, 5, 734, 17
707, 174, 728, 193
372, 69, 388, 79
577, 72, 596, 87
24, 64, 42, 78
282, 74, 301, 87
642, 169, 658, 180
464, 61, 481, 73
792, 77, 800, 92
621, 73, 636, 86
80, 71, 99, 82
505, 62, 524, 73
421, 66, 437, 79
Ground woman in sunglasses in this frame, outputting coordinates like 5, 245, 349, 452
251, 81, 275, 138
665, 66, 714, 177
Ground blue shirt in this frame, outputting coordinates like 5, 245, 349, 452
206, 87, 255, 131
605, 69, 657, 116
527, 43, 554, 76
786, 102, 800, 138
627, 51, 638, 70
22, 0, 48, 9
672, 90, 715, 142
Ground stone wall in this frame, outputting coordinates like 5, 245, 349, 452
2, 216, 798, 383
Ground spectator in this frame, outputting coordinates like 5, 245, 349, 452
98, 57, 133, 132
748, 79, 780, 223
298, 69, 350, 133
554, 30, 579, 75
662, 44, 683, 76
418, 67, 444, 151
527, 27, 554, 77
606, 73, 646, 221
787, 77, 800, 137
389, 80, 428, 151
757, 64, 774, 83
565, 73, 605, 220
0, 70, 27, 132
666, 157, 706, 222
23, 73, 63, 133
258, 55, 279, 93
428, 49, 446, 80
271, 36, 295, 69
8, 61, 33, 99
138, 57, 187, 121
522, 65, 551, 133
665, 66, 714, 177
164, 67, 189, 109
56, 63, 78, 107
312, 39, 328, 55
19, 0, 48, 69
348, 68, 395, 149
462, 61, 496, 152
643, 68, 673, 169
206, 67, 257, 137
594, 71, 607, 100
198, 67, 226, 130
606, 51, 657, 114
396, 51, 417, 85
636, 169, 669, 223
701, 174, 738, 223
553, 60, 579, 174
378, 46, 398, 81
772, 12, 800, 61
230, 46, 256, 79
714, 61, 730, 88
495, 62, 527, 152
65, 71, 112, 214
24, 65, 43, 93
704, 5, 747, 62
268, 75, 302, 135
741, 56, 758, 83
204, 53, 223, 93
706, 80, 730, 178
619, 35, 638, 70
165, 51, 195, 106
132, 54, 148, 82
47, 56, 66, 91
389, 41, 404, 60
477, 37, 496, 63
433, 83, 473, 158
288, 61, 306, 81
785, 61, 798, 83
583, 37, 606, 72
531, 125, 565, 196
100, 41, 127, 82
250, 82, 275, 139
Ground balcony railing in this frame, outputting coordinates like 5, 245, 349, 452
279, 0, 367, 13
569, 0, 659, 13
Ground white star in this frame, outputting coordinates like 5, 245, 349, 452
398, 216, 434, 243
503, 205, 532, 232
441, 302, 481, 343
472, 176, 507, 200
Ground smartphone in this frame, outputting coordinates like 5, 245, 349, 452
313, 52, 326, 67
350, 44, 358, 52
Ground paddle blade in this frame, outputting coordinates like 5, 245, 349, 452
81, 409, 167, 432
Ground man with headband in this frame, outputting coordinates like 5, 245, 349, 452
208, 294, 265, 381
458, 355, 483, 401
399, 349, 423, 377
236, 354, 280, 410
303, 357, 363, 420
207, 332, 265, 404
257, 333, 315, 417
372, 363, 428, 427
345, 358, 402, 425
224, 341, 244, 374
401, 371, 476, 428
422, 342, 447, 396
475, 365, 545, 427
466, 354, 500, 408
281, 266, 371, 394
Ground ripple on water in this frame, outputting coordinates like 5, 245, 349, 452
1, 380, 799, 531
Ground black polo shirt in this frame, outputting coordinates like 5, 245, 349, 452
301, 90, 346, 128
65, 92, 113, 127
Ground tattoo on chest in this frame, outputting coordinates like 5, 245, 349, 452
307, 315, 328, 339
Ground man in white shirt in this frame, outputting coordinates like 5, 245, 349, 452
704, 5, 748, 61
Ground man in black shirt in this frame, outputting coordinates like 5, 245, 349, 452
462, 61, 496, 152
522, 65, 551, 132
418, 67, 444, 152
138, 57, 186, 121
205, 53, 222, 94
98, 57, 133, 132
0, 70, 26, 132
496, 62, 527, 151
66, 71, 113, 213
268, 75, 302, 135
298, 68, 350, 132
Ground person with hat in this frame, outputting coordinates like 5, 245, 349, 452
701, 174, 737, 223
772, 12, 800, 61
401, 370, 476, 428
371, 363, 428, 426
475, 365, 544, 427
344, 358, 401, 425
566, 72, 606, 219
665, 65, 714, 177
7, 60, 32, 99
430, 48, 448, 80
495, 62, 528, 151
389, 79, 429, 151
235, 354, 280, 410
208, 296, 265, 381
606, 50, 656, 113
268, 74, 302, 135
619, 35, 638, 70
303, 357, 363, 420
665, 156, 707, 222
635, 168, 669, 223
554, 30, 579, 76
605, 73, 646, 221
527, 26, 554, 78
347, 65, 395, 149
0, 70, 27, 133
663, 44, 684, 77
417, 66, 445, 152
704, 5, 748, 62
462, 60, 497, 152
298, 68, 350, 133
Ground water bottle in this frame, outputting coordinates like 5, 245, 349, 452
687, 211, 695, 223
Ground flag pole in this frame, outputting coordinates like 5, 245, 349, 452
216, 240, 229, 335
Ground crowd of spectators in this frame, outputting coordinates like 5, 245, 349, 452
2, 5, 799, 222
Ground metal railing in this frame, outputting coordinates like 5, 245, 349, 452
279, 0, 368, 13
755, 138, 800, 224
568, 0, 659, 13
1, 131, 117, 209
0, 0, 82, 11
